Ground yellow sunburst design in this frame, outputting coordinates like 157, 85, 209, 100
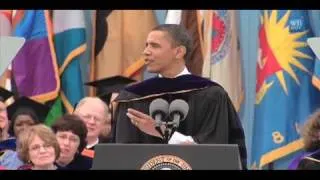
260, 10, 312, 94
256, 81, 274, 104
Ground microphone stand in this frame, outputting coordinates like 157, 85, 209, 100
154, 117, 177, 144
163, 128, 170, 144
155, 125, 164, 141
161, 116, 174, 144
162, 122, 176, 144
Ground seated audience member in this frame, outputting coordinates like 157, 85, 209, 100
17, 124, 61, 170
52, 114, 92, 170
7, 96, 50, 137
85, 75, 136, 143
73, 97, 110, 151
0, 88, 20, 169
1, 96, 50, 169
297, 110, 320, 169
0, 88, 15, 151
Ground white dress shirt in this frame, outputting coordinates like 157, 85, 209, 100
86, 138, 99, 149
158, 66, 190, 78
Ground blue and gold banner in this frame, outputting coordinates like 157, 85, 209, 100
252, 10, 320, 169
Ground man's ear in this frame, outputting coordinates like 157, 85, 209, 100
175, 46, 186, 59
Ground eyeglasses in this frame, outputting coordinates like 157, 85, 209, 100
29, 143, 52, 152
80, 114, 104, 124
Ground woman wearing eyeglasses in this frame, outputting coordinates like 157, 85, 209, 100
16, 124, 61, 170
0, 97, 51, 169
51, 114, 92, 170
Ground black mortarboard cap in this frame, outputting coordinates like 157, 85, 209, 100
85, 75, 136, 103
7, 96, 50, 122
0, 87, 14, 102
98, 93, 113, 106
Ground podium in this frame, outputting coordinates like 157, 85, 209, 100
92, 144, 242, 170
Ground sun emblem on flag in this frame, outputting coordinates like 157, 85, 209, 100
211, 10, 231, 65
255, 10, 312, 104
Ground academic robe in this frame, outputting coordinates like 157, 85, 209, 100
297, 149, 320, 170
108, 120, 117, 143
114, 74, 247, 169
0, 138, 23, 170
55, 154, 93, 170
0, 138, 16, 152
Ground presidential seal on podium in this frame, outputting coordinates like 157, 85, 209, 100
140, 155, 192, 170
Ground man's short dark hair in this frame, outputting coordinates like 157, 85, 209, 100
52, 114, 88, 153
152, 24, 193, 61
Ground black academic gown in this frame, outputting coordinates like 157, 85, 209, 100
99, 136, 113, 144
55, 154, 93, 170
297, 149, 320, 170
114, 75, 248, 169
108, 120, 117, 143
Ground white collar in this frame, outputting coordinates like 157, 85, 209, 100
158, 66, 190, 78
86, 138, 99, 149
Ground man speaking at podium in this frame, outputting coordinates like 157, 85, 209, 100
114, 24, 247, 169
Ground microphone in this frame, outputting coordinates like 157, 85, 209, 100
149, 98, 169, 137
169, 99, 189, 130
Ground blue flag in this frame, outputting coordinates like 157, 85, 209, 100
252, 10, 320, 169
309, 10, 320, 91
52, 10, 87, 113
